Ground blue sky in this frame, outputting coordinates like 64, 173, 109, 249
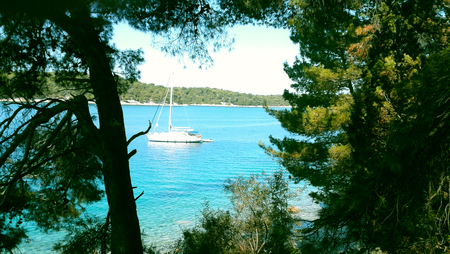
112, 24, 299, 95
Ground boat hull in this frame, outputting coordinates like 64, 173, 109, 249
147, 132, 203, 143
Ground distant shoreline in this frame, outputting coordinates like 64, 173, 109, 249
119, 100, 291, 108
0, 99, 290, 108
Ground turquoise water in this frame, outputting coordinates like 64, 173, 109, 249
123, 105, 291, 249
18, 105, 316, 253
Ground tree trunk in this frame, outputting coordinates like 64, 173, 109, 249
50, 9, 144, 254
93, 61, 144, 254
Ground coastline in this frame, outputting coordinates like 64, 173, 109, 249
0, 99, 291, 108
119, 100, 291, 108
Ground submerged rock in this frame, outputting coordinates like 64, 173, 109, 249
287, 206, 300, 213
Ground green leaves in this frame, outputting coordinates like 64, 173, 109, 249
263, 0, 450, 252
175, 170, 301, 254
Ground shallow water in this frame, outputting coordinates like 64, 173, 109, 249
17, 105, 317, 253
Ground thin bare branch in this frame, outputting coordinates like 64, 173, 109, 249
0, 103, 68, 167
127, 120, 151, 146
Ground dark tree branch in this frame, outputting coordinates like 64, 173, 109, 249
0, 100, 64, 146
0, 147, 82, 209
126, 120, 151, 146
0, 105, 26, 137
0, 145, 83, 215
0, 101, 81, 211
18, 111, 73, 174
66, 95, 102, 158
135, 191, 144, 201
127, 149, 137, 159
18, 148, 82, 184
0, 103, 68, 167
0, 106, 34, 145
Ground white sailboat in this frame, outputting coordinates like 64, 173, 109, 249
147, 86, 211, 143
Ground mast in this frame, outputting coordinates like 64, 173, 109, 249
169, 86, 173, 132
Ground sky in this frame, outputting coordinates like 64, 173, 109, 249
112, 23, 300, 95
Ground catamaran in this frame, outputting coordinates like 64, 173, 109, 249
147, 86, 211, 143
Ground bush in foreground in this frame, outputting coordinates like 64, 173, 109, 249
174, 170, 301, 254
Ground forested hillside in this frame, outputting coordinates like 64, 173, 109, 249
42, 78, 289, 106
120, 81, 289, 106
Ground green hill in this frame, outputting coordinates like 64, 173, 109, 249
120, 81, 290, 107
34, 75, 289, 107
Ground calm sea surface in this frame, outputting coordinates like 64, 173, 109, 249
18, 105, 317, 253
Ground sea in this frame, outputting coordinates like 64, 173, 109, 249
17, 105, 319, 253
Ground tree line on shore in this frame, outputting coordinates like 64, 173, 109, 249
42, 78, 290, 106
122, 81, 290, 106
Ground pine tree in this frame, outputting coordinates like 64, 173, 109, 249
263, 0, 450, 252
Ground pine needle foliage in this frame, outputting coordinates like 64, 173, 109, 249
262, 0, 450, 253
